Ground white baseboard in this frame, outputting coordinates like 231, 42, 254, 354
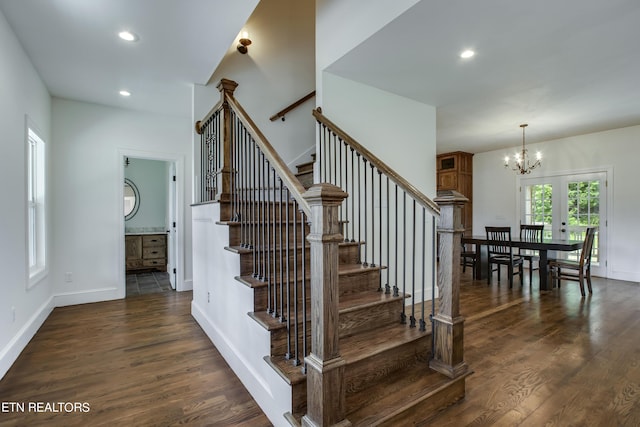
53, 287, 120, 307
0, 296, 54, 380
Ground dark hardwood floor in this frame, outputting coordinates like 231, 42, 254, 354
0, 291, 271, 427
1, 271, 639, 426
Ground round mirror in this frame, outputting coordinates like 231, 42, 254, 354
124, 178, 140, 220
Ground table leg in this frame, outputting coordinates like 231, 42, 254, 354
476, 244, 488, 280
539, 250, 548, 290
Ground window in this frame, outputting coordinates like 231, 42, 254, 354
27, 125, 46, 285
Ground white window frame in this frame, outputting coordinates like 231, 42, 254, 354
26, 119, 47, 288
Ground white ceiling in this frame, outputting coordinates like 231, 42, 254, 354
0, 0, 259, 118
327, 0, 640, 154
2, 0, 639, 154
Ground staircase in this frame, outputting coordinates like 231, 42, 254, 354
295, 153, 315, 189
194, 79, 470, 426
219, 196, 468, 425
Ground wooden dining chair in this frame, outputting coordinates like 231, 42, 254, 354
461, 242, 477, 276
519, 224, 544, 285
548, 227, 597, 296
485, 226, 524, 288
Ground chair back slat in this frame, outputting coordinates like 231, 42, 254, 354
485, 226, 513, 256
520, 224, 544, 243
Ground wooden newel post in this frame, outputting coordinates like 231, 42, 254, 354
302, 184, 351, 427
430, 190, 469, 379
217, 78, 238, 219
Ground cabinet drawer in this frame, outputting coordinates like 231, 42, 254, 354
126, 259, 143, 269
143, 247, 165, 259
143, 234, 166, 247
143, 258, 166, 268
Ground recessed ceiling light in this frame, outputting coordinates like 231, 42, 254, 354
460, 49, 475, 59
119, 90, 131, 97
118, 31, 138, 42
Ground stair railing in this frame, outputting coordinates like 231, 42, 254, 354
269, 90, 316, 122
196, 79, 313, 369
313, 107, 468, 379
313, 107, 439, 330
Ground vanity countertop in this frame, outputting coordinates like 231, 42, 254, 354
125, 228, 166, 236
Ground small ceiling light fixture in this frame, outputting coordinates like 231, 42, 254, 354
119, 90, 131, 97
237, 31, 252, 54
504, 124, 542, 174
118, 30, 139, 42
460, 49, 475, 59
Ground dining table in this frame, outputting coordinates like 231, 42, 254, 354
462, 235, 584, 290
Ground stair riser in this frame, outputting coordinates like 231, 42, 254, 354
237, 244, 360, 276
345, 336, 431, 395
232, 201, 307, 220
339, 299, 405, 338
339, 269, 382, 295
227, 223, 311, 247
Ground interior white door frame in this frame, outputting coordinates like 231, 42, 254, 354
117, 149, 185, 296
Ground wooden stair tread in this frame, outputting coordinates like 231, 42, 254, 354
339, 290, 406, 312
264, 355, 307, 386
346, 362, 468, 426
340, 323, 430, 364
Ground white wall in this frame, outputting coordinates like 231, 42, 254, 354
193, 0, 316, 175
474, 125, 640, 282
315, 0, 420, 105
0, 9, 54, 379
51, 98, 192, 303
322, 73, 436, 198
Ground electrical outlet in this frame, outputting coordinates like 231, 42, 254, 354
65, 272, 73, 282
207, 292, 210, 303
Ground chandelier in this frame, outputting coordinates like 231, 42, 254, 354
504, 123, 541, 174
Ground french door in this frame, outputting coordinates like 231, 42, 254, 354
520, 171, 607, 276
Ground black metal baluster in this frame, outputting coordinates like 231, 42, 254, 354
300, 212, 307, 373
289, 199, 299, 364
370, 164, 376, 268
279, 178, 285, 322
401, 191, 406, 324
362, 158, 368, 267
286, 189, 294, 361
343, 140, 349, 242
265, 157, 272, 315
350, 148, 356, 243
252, 142, 258, 276
385, 177, 391, 295
394, 185, 399, 299
431, 216, 437, 357
420, 207, 427, 332
271, 168, 278, 319
410, 199, 416, 328
357, 153, 362, 263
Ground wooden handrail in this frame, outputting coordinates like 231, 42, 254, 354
269, 91, 316, 122
194, 98, 223, 135
227, 95, 312, 217
312, 107, 440, 217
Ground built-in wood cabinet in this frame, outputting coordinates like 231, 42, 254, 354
437, 151, 473, 235
125, 234, 167, 273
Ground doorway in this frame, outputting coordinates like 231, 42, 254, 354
119, 151, 184, 298
519, 170, 608, 277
